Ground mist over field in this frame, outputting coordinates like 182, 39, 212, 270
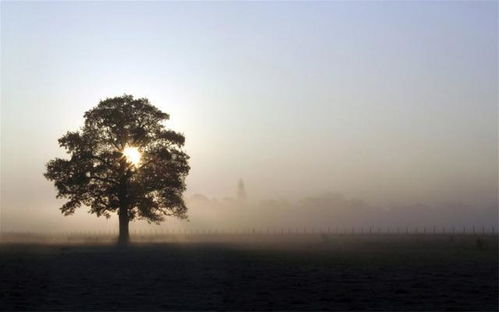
2, 188, 496, 233
185, 192, 497, 231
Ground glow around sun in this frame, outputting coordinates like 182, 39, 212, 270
123, 145, 141, 166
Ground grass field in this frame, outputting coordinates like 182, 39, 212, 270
0, 234, 497, 311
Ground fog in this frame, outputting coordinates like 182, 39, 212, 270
2, 185, 496, 233
184, 191, 497, 232
1, 2, 497, 233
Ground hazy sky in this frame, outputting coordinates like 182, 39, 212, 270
1, 1, 497, 231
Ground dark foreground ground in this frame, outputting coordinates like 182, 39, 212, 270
0, 234, 497, 311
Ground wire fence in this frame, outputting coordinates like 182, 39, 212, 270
121, 225, 498, 235
1, 225, 497, 242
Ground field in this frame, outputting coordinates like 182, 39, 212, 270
0, 234, 497, 311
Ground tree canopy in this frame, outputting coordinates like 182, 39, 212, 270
44, 95, 190, 230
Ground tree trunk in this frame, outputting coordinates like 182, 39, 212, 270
118, 207, 129, 245
118, 160, 130, 245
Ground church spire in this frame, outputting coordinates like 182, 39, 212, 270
237, 179, 247, 200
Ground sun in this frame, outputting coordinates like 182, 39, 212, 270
123, 145, 141, 167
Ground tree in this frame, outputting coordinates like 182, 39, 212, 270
44, 95, 190, 244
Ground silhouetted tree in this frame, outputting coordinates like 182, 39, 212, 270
44, 95, 190, 244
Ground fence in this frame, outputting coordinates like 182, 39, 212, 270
1, 225, 497, 243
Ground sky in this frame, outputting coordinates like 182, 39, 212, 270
1, 1, 497, 232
